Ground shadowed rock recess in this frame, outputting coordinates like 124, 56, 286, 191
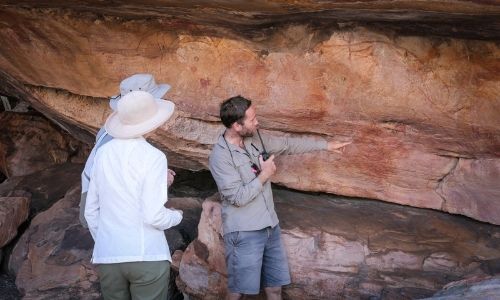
0, 1, 499, 299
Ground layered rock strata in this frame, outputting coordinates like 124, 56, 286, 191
1, 0, 499, 39
423, 275, 500, 300
0, 4, 498, 226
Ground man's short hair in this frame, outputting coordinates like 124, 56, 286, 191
220, 96, 252, 128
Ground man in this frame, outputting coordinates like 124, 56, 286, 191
80, 73, 176, 227
208, 96, 351, 300
85, 91, 182, 300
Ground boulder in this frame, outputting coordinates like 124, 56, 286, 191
6, 170, 204, 299
0, 163, 84, 217
9, 185, 100, 299
177, 189, 500, 299
165, 196, 203, 254
0, 197, 29, 248
176, 195, 226, 300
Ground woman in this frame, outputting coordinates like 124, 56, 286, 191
85, 91, 182, 300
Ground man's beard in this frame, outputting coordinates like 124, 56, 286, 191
239, 127, 255, 138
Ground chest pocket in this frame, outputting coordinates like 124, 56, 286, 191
233, 155, 257, 184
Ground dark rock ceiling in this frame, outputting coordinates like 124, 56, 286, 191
0, 0, 499, 40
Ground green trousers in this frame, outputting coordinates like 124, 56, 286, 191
79, 192, 88, 228
97, 261, 170, 300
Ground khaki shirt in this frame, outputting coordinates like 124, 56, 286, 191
208, 131, 327, 235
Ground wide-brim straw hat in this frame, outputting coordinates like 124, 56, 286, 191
105, 91, 175, 139
109, 73, 171, 110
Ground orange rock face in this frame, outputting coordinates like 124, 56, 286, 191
0, 6, 498, 224
178, 191, 500, 299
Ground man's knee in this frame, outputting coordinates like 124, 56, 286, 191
264, 286, 282, 296
227, 292, 242, 300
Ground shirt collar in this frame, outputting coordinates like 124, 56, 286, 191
216, 133, 250, 154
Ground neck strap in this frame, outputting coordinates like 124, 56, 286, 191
256, 129, 267, 154
222, 130, 237, 168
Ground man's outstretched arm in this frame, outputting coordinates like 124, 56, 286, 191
257, 130, 352, 156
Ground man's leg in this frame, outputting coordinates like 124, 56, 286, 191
264, 286, 282, 300
227, 292, 243, 300
126, 261, 169, 300
261, 225, 291, 300
223, 230, 266, 297
97, 263, 131, 300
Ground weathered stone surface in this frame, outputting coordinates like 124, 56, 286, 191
178, 189, 500, 299
9, 184, 201, 299
0, 4, 498, 226
0, 111, 90, 178
177, 195, 226, 300
0, 1, 499, 39
165, 196, 203, 252
164, 196, 205, 300
438, 158, 500, 225
0, 196, 29, 247
3, 162, 204, 299
9, 185, 101, 299
0, 163, 84, 217
423, 275, 500, 300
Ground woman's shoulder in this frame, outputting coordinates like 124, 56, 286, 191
138, 139, 166, 159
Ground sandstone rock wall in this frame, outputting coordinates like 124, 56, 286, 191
0, 4, 498, 225
0, 90, 498, 299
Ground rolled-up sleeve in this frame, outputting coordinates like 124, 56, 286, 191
209, 147, 263, 207
141, 154, 182, 230
260, 131, 327, 156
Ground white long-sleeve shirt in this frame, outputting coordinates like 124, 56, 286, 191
85, 137, 182, 264
81, 128, 112, 193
